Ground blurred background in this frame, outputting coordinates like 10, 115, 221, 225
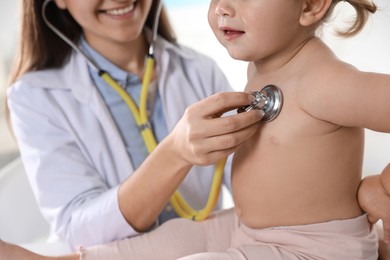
0, 0, 389, 254
0, 1, 20, 168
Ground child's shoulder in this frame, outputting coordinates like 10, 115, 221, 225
300, 38, 358, 86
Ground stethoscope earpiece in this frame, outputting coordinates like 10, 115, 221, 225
238, 84, 283, 122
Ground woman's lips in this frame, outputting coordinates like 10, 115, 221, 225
100, 1, 137, 19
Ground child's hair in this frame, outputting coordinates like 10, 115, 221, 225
324, 0, 377, 37
8, 0, 177, 85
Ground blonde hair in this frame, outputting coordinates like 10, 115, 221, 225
324, 0, 377, 37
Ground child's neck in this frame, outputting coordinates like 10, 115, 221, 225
253, 36, 321, 79
247, 37, 323, 89
253, 36, 316, 78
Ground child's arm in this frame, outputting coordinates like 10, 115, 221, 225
299, 59, 390, 244
299, 61, 390, 132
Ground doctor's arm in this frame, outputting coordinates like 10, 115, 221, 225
117, 91, 263, 231
8, 85, 261, 248
7, 85, 138, 248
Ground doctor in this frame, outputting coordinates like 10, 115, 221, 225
6, 0, 263, 249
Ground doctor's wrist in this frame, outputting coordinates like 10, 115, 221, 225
158, 135, 193, 171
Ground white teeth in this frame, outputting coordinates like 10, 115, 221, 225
106, 3, 135, 16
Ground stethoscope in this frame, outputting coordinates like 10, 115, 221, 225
42, 0, 283, 221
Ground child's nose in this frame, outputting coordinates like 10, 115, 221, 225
215, 0, 234, 17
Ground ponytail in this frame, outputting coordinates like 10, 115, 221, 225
326, 0, 377, 37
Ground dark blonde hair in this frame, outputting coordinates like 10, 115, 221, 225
5, 0, 176, 123
324, 0, 377, 37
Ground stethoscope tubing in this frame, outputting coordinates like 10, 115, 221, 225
41, 0, 225, 221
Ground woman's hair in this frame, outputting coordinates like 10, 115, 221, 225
5, 0, 176, 128
324, 0, 377, 37
8, 0, 176, 84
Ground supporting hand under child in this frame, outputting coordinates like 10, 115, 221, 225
358, 164, 390, 259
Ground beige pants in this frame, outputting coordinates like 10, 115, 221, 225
80, 209, 378, 260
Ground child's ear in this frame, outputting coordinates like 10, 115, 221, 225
299, 0, 332, 27
54, 0, 67, 10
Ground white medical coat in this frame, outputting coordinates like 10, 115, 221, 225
7, 37, 233, 248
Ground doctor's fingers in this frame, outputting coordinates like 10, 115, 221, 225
195, 146, 238, 166
191, 92, 256, 117
191, 110, 263, 138
189, 122, 261, 165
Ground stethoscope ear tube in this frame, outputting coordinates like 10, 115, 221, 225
41, 0, 101, 71
41, 0, 224, 222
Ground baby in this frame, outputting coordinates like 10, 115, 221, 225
1, 0, 389, 259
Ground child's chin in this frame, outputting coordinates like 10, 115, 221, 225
228, 51, 252, 62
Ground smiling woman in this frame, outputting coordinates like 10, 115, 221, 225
3, 0, 262, 253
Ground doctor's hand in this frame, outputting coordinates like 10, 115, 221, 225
376, 223, 390, 260
167, 92, 263, 166
358, 164, 390, 260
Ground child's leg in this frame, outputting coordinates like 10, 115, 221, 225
0, 209, 236, 260
80, 208, 236, 260
180, 213, 379, 260
0, 240, 78, 260
0, 238, 297, 260
178, 245, 300, 260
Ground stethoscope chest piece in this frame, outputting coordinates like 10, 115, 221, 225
238, 84, 283, 122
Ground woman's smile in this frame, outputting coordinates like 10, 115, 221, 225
100, 1, 137, 18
